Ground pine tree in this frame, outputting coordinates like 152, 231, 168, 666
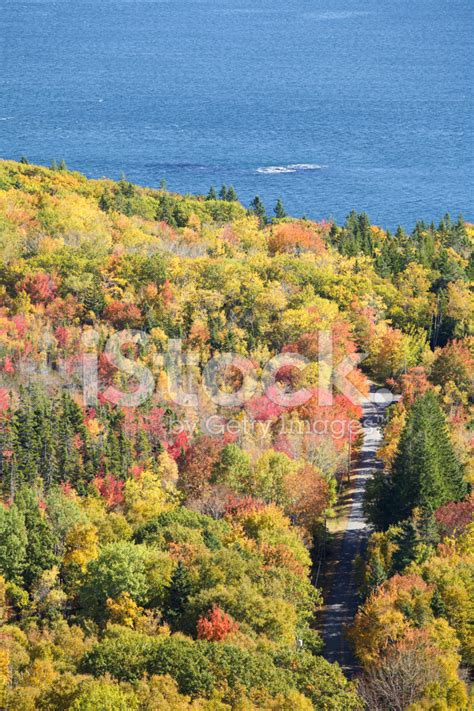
416, 508, 440, 548
358, 212, 372, 254
219, 185, 227, 201
165, 560, 192, 626
135, 429, 152, 463
53, 393, 81, 487
104, 410, 131, 479
11, 388, 40, 484
99, 190, 111, 212
249, 196, 267, 226
392, 520, 419, 572
431, 588, 446, 617
15, 487, 58, 589
226, 186, 238, 202
35, 391, 58, 488
0, 418, 13, 498
82, 278, 106, 316
0, 504, 27, 586
207, 186, 217, 201
387, 392, 467, 525
274, 198, 286, 220
156, 194, 177, 226
367, 555, 387, 591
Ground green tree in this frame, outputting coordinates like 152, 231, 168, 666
219, 185, 227, 201
103, 409, 132, 480
70, 678, 138, 711
207, 186, 217, 201
249, 195, 267, 226
366, 555, 387, 592
10, 387, 40, 484
15, 486, 58, 588
55, 392, 87, 487
0, 504, 27, 585
274, 198, 287, 220
79, 541, 151, 622
165, 561, 193, 625
391, 520, 419, 572
211, 443, 252, 491
81, 627, 159, 683
226, 186, 238, 202
378, 392, 467, 527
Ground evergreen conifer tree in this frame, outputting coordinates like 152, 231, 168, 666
226, 186, 238, 202
391, 519, 419, 572
387, 392, 467, 525
165, 560, 192, 626
249, 196, 267, 226
55, 393, 85, 487
274, 198, 287, 220
0, 503, 27, 586
367, 555, 387, 591
219, 185, 227, 201
11, 388, 39, 484
15, 487, 58, 589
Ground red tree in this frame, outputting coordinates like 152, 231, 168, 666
103, 301, 143, 329
22, 272, 58, 304
177, 435, 223, 497
435, 496, 474, 538
196, 605, 239, 642
93, 474, 125, 509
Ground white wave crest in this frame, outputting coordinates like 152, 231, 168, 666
256, 166, 297, 174
315, 11, 369, 21
257, 163, 327, 174
287, 163, 326, 170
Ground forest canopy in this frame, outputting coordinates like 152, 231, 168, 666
0, 160, 471, 710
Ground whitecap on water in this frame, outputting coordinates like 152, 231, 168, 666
287, 164, 326, 170
257, 164, 327, 174
256, 166, 297, 174
310, 11, 370, 21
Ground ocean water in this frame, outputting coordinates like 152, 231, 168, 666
1, 0, 473, 229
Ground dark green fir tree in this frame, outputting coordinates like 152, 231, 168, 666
274, 198, 287, 220
165, 560, 193, 626
249, 195, 267, 226
219, 185, 228, 201
387, 391, 467, 525
226, 186, 238, 202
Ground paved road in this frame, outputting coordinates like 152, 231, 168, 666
320, 388, 391, 676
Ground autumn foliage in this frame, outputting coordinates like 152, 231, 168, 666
0, 160, 470, 709
196, 605, 239, 641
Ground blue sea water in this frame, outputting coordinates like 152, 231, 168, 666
0, 0, 473, 229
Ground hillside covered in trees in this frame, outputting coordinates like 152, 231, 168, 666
0, 160, 471, 709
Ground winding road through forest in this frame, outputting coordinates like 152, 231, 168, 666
320, 387, 393, 676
